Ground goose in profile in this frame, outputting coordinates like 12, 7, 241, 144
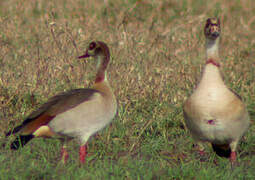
6, 41, 117, 164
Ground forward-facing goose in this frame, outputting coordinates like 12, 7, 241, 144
183, 18, 250, 163
6, 41, 117, 164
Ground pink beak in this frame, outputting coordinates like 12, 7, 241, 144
78, 51, 90, 59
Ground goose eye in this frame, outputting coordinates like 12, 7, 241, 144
89, 42, 96, 50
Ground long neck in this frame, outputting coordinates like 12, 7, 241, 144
95, 53, 109, 83
205, 38, 220, 60
199, 37, 224, 86
200, 64, 224, 85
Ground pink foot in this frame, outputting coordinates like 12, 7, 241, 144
61, 146, 69, 164
79, 144, 88, 164
230, 151, 236, 163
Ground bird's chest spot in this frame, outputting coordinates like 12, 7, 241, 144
207, 119, 216, 125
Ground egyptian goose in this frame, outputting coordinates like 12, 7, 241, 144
6, 41, 117, 164
183, 18, 250, 163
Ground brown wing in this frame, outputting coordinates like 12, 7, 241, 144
6, 88, 99, 136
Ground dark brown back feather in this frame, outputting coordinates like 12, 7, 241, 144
6, 88, 99, 136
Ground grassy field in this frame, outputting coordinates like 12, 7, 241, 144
0, 0, 255, 179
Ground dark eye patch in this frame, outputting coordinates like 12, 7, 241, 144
206, 18, 220, 27
206, 19, 211, 25
89, 42, 96, 50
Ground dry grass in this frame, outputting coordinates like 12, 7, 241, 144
0, 0, 255, 179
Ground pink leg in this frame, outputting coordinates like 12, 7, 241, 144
199, 149, 206, 156
79, 144, 88, 164
61, 146, 69, 164
196, 142, 205, 156
230, 151, 236, 163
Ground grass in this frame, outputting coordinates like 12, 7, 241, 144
0, 0, 255, 179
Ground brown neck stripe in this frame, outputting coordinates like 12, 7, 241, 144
206, 58, 220, 67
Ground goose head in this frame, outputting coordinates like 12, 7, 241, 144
78, 41, 110, 59
204, 18, 221, 40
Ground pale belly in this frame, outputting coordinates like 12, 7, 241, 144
48, 100, 117, 144
185, 87, 239, 144
188, 117, 232, 144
